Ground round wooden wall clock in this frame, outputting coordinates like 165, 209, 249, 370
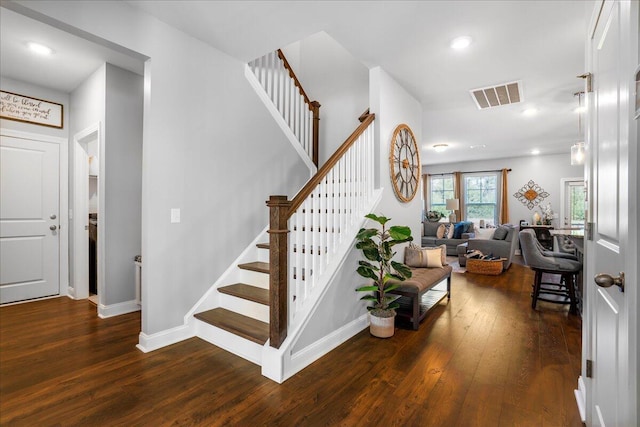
389, 124, 421, 202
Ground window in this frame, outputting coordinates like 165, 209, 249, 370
562, 179, 586, 227
463, 173, 499, 225
429, 175, 454, 218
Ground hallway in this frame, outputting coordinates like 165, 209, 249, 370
0, 261, 582, 426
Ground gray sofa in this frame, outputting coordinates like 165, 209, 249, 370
421, 221, 476, 256
459, 224, 519, 270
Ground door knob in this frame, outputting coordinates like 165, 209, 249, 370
594, 272, 625, 292
50, 214, 56, 220
49, 225, 57, 231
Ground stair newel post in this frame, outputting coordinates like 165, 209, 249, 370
267, 195, 291, 349
311, 101, 321, 167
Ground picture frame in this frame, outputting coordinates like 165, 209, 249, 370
0, 90, 63, 129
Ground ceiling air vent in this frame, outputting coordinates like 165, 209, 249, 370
470, 81, 523, 109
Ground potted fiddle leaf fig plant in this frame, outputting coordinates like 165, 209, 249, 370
355, 213, 413, 338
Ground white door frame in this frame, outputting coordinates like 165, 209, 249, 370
559, 177, 584, 228
72, 123, 103, 303
0, 128, 69, 299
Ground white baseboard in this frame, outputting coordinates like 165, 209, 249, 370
285, 313, 369, 381
137, 323, 194, 353
97, 299, 140, 319
574, 376, 586, 423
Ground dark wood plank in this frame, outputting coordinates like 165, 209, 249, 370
0, 259, 583, 426
194, 308, 268, 344
238, 261, 269, 274
218, 283, 269, 305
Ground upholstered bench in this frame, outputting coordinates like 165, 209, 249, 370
388, 265, 453, 330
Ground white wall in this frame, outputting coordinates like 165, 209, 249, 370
103, 63, 143, 305
423, 153, 584, 228
282, 32, 369, 165
13, 0, 309, 335
292, 67, 423, 352
370, 67, 423, 241
0, 77, 69, 139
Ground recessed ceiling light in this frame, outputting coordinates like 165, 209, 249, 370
531, 149, 540, 155
433, 144, 449, 152
27, 42, 53, 55
450, 36, 472, 50
470, 144, 486, 149
522, 108, 538, 116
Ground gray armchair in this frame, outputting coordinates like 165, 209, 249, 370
463, 225, 519, 270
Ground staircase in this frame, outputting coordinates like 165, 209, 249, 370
195, 254, 270, 345
191, 49, 380, 382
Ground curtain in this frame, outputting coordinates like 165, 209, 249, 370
453, 171, 463, 221
499, 168, 510, 224
422, 174, 430, 218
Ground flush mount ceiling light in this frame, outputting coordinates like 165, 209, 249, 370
522, 108, 538, 116
433, 144, 449, 152
469, 144, 486, 149
450, 36, 472, 50
531, 149, 541, 155
27, 42, 53, 55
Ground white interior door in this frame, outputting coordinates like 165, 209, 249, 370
0, 135, 60, 304
585, 1, 637, 425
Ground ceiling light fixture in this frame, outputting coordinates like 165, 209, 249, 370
571, 92, 586, 165
531, 149, 541, 155
450, 36, 472, 50
433, 144, 449, 152
522, 108, 538, 116
27, 42, 53, 55
469, 144, 486, 149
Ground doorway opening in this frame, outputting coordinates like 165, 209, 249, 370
560, 178, 586, 229
73, 123, 102, 305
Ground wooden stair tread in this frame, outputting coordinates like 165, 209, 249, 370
194, 308, 269, 345
219, 283, 269, 305
238, 261, 269, 274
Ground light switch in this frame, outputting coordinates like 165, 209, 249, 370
171, 208, 181, 223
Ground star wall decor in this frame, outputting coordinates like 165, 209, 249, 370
514, 180, 550, 209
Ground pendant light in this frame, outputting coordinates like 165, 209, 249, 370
571, 92, 585, 166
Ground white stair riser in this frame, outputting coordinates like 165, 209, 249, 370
238, 270, 269, 288
218, 293, 269, 323
195, 320, 263, 365
255, 249, 269, 263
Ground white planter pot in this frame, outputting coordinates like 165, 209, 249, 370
369, 311, 395, 338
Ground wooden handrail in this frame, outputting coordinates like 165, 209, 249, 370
287, 113, 375, 218
277, 49, 321, 167
266, 112, 375, 348
277, 49, 312, 107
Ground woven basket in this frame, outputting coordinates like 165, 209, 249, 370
466, 258, 505, 275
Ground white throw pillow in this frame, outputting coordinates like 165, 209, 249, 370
474, 228, 495, 239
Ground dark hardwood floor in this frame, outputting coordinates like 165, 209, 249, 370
0, 261, 583, 426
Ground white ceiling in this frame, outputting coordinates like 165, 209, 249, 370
1, 1, 590, 165
0, 7, 144, 93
